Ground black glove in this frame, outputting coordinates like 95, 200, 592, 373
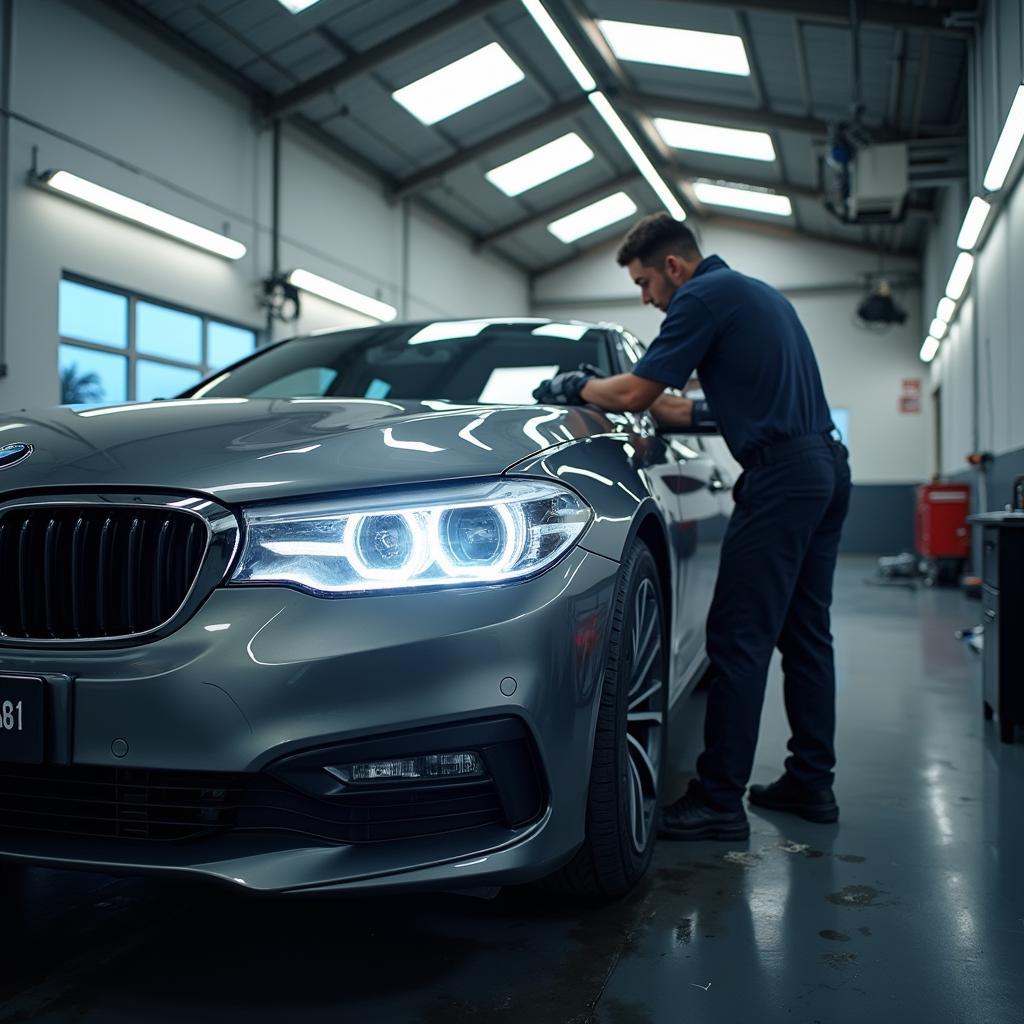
532, 368, 595, 405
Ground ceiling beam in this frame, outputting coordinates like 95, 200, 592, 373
621, 90, 830, 137
477, 171, 641, 249
621, 89, 962, 142
482, 156, 935, 251
531, 208, 913, 280
657, 1, 970, 33
264, 0, 507, 121
391, 95, 591, 199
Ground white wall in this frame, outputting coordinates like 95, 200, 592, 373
0, 0, 529, 412
533, 222, 929, 485
924, 0, 1024, 486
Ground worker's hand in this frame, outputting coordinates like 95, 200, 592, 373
532, 367, 598, 405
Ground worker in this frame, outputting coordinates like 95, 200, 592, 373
533, 213, 851, 841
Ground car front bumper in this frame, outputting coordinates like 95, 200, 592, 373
0, 548, 620, 892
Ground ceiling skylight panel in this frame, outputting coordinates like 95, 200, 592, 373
392, 43, 525, 125
693, 181, 792, 216
598, 19, 749, 76
547, 192, 637, 244
654, 118, 776, 161
486, 133, 594, 196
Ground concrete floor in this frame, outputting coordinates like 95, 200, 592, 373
0, 556, 1022, 1024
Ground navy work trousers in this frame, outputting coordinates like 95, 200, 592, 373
697, 437, 852, 811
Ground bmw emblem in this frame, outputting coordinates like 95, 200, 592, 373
0, 442, 32, 471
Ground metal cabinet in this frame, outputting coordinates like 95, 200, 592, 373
972, 514, 1024, 743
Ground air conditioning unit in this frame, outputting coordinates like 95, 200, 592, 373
823, 136, 909, 225
849, 143, 909, 221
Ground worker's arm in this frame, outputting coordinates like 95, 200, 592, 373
578, 372, 666, 413
649, 393, 695, 428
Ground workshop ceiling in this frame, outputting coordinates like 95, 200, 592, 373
108, 0, 973, 273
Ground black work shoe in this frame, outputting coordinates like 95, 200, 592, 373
658, 782, 750, 841
748, 774, 839, 823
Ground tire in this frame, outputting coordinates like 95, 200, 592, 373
542, 541, 668, 900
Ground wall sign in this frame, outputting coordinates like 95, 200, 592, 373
900, 377, 921, 414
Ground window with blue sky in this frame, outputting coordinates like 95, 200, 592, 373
58, 277, 259, 405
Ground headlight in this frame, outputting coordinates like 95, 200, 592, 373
231, 479, 592, 596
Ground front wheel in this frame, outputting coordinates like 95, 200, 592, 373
543, 541, 667, 899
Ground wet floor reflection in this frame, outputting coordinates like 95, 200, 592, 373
0, 559, 1022, 1023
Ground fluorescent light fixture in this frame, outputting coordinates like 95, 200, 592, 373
654, 117, 775, 161
519, 0, 596, 91
288, 269, 397, 321
589, 93, 686, 219
956, 196, 992, 250
547, 191, 637, 243
983, 84, 1024, 191
485, 133, 594, 196
936, 297, 956, 323
41, 171, 246, 260
392, 43, 524, 125
598, 19, 749, 76
920, 336, 940, 363
944, 252, 975, 301
276, 0, 322, 11
692, 180, 792, 216
929, 318, 948, 340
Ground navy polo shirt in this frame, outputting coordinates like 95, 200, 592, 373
632, 255, 834, 464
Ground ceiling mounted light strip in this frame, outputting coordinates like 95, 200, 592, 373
692, 181, 791, 216
944, 252, 974, 301
519, 0, 596, 91
936, 297, 956, 323
40, 171, 246, 260
598, 19, 750, 76
392, 43, 524, 125
547, 191, 637, 243
486, 133, 594, 196
288, 270, 397, 322
654, 118, 776, 161
518, 0, 685, 221
956, 196, 992, 250
983, 84, 1024, 192
920, 336, 940, 363
589, 93, 686, 220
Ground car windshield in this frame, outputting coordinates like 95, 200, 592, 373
187, 319, 612, 405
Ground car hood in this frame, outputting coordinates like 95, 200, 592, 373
0, 398, 612, 503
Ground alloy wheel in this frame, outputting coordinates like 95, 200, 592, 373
625, 576, 664, 853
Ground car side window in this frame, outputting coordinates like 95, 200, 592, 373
614, 330, 646, 372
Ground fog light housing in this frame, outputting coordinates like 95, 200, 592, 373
325, 751, 486, 785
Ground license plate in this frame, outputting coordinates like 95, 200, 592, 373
0, 675, 45, 764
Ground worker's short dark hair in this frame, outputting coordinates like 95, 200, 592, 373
616, 213, 702, 267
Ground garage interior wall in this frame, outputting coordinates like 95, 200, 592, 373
532, 223, 929, 554
0, 0, 530, 413
925, 0, 1024, 518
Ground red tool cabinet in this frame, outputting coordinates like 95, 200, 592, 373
915, 483, 971, 558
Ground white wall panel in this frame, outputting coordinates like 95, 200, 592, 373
406, 206, 529, 320
0, 0, 528, 411
13, 1, 261, 225
923, 0, 1024, 504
